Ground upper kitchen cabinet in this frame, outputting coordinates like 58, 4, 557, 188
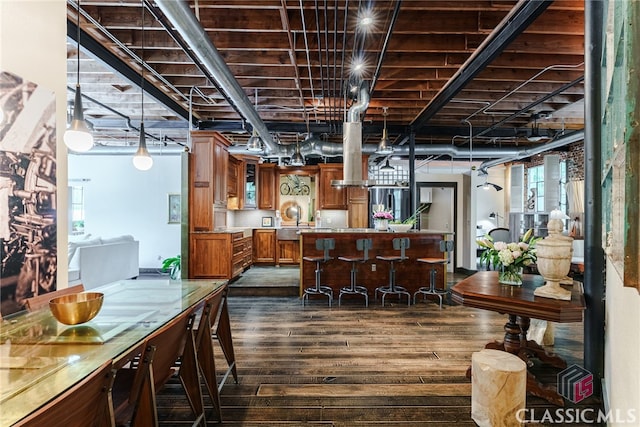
318, 164, 347, 210
227, 155, 240, 199
258, 163, 276, 210
244, 159, 257, 209
228, 155, 258, 210
188, 131, 230, 231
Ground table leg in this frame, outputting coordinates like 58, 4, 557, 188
468, 314, 569, 406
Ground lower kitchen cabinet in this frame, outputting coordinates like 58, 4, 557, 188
277, 239, 300, 265
253, 229, 276, 264
189, 232, 252, 279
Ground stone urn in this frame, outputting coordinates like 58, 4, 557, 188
534, 215, 573, 301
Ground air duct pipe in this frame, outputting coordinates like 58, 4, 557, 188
331, 83, 376, 187
478, 129, 584, 173
155, 0, 277, 153
69, 145, 186, 155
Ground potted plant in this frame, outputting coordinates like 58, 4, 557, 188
389, 203, 431, 230
161, 255, 181, 280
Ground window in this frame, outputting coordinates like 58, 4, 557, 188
527, 165, 545, 211
69, 186, 85, 235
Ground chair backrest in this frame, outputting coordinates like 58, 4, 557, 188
356, 238, 373, 261
315, 238, 335, 261
25, 284, 85, 312
488, 227, 511, 243
15, 359, 115, 427
194, 287, 226, 421
125, 308, 196, 426
439, 240, 455, 263
392, 237, 410, 259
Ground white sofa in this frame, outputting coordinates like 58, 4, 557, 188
68, 235, 139, 289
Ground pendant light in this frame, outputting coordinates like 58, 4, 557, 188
133, 1, 153, 171
290, 143, 305, 166
246, 90, 263, 152
64, 0, 94, 152
380, 158, 394, 171
376, 106, 393, 155
246, 129, 262, 152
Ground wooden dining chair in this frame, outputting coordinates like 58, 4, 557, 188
111, 307, 205, 427
193, 286, 227, 422
15, 359, 115, 427
24, 284, 85, 311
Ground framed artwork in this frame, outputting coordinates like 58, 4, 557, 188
168, 194, 181, 224
262, 216, 273, 227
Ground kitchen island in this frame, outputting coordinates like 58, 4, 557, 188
299, 229, 454, 300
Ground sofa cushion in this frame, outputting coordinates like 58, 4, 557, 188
68, 268, 80, 282
68, 237, 103, 267
101, 235, 134, 245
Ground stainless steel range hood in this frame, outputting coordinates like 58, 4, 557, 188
331, 83, 376, 188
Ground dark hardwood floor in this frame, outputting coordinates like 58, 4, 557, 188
155, 267, 601, 426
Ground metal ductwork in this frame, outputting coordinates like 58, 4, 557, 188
154, 0, 277, 153
70, 145, 186, 155
331, 83, 376, 187
478, 129, 584, 173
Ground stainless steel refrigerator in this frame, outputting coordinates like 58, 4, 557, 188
369, 187, 411, 228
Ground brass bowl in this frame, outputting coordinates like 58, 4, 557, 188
49, 292, 104, 325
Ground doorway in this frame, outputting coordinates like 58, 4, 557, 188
417, 182, 457, 272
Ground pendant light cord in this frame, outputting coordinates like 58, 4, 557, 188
140, 1, 144, 123
76, 0, 81, 87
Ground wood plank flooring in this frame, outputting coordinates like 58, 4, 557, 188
155, 269, 602, 426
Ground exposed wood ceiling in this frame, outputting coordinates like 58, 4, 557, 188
67, 0, 585, 161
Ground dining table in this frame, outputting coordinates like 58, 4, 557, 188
0, 278, 227, 426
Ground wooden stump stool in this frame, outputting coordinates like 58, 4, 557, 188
471, 349, 526, 427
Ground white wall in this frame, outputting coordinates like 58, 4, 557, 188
604, 262, 640, 423
68, 154, 182, 269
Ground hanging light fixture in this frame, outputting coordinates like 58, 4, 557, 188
290, 136, 305, 166
64, 0, 94, 152
246, 129, 262, 152
380, 158, 394, 171
376, 107, 393, 154
133, 2, 153, 171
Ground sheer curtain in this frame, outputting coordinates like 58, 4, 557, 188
566, 180, 585, 237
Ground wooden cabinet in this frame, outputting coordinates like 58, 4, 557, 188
232, 233, 253, 278
318, 164, 347, 210
277, 240, 300, 265
348, 187, 369, 228
227, 155, 240, 198
258, 163, 276, 209
189, 233, 231, 278
189, 131, 230, 231
228, 155, 258, 210
253, 229, 276, 264
243, 159, 257, 209
190, 232, 252, 279
213, 139, 228, 208
189, 138, 214, 232
347, 156, 369, 228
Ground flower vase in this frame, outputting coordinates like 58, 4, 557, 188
499, 265, 523, 286
374, 219, 389, 231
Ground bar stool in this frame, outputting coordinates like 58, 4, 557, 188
302, 238, 335, 306
338, 238, 372, 307
375, 237, 411, 306
414, 240, 454, 308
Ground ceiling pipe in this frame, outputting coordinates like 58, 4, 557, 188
228, 134, 531, 159
154, 0, 277, 152
478, 129, 584, 173
70, 145, 185, 155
